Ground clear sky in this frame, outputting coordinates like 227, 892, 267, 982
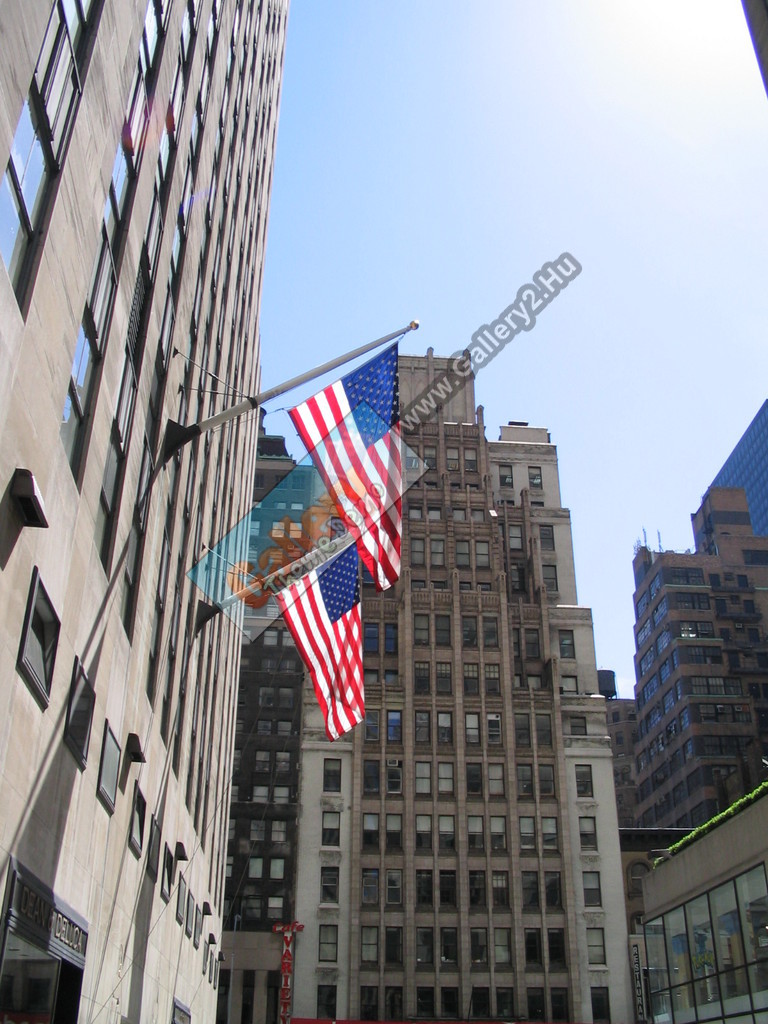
257, 1, 768, 697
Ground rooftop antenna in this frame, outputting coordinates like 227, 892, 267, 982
658, 530, 663, 552
643, 528, 647, 547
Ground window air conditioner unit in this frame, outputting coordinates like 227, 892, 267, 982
386, 759, 401, 768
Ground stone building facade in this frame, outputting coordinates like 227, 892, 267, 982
289, 352, 633, 1024
0, 1, 287, 1021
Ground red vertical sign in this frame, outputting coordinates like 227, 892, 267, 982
273, 922, 304, 1024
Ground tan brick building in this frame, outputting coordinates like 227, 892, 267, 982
289, 352, 633, 1024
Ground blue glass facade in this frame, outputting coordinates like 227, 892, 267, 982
712, 400, 768, 536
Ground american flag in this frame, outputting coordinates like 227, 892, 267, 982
276, 544, 364, 741
289, 344, 402, 590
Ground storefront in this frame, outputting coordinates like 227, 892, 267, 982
0, 859, 88, 1023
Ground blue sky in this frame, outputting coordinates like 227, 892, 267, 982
258, 2, 768, 697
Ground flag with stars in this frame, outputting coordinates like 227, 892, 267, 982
276, 544, 364, 741
289, 343, 402, 590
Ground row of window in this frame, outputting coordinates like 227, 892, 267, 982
360, 711, 559, 749
321, 983, 610, 1023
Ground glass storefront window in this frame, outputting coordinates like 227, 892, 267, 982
0, 933, 60, 1018
711, 880, 746, 973
665, 906, 693, 987
647, 918, 669, 993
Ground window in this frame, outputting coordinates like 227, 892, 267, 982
471, 928, 488, 964
386, 813, 402, 851
64, 656, 95, 767
508, 523, 523, 550
575, 764, 593, 797
385, 926, 403, 964
548, 928, 566, 969
456, 539, 470, 567
384, 622, 397, 653
129, 782, 146, 854
583, 871, 602, 906
416, 987, 435, 1019
515, 713, 531, 747
559, 630, 575, 658
363, 813, 379, 850
495, 927, 512, 966
543, 565, 558, 592
18, 568, 60, 707
387, 710, 402, 743
463, 663, 479, 695
318, 924, 338, 962
492, 870, 509, 908
485, 663, 500, 694
488, 763, 505, 795
487, 713, 502, 745
539, 764, 555, 797
415, 869, 433, 906
525, 629, 540, 659
464, 814, 484, 852
591, 987, 611, 1024
435, 614, 451, 645
483, 616, 499, 647
97, 721, 121, 813
587, 928, 606, 964
517, 764, 534, 798
361, 926, 378, 964
520, 816, 536, 851
490, 815, 507, 850
546, 871, 562, 908
365, 709, 379, 741
438, 712, 453, 744
362, 868, 379, 904
570, 715, 587, 735
465, 448, 478, 472
438, 814, 455, 850
416, 927, 434, 966
415, 710, 430, 744
525, 928, 542, 966
416, 814, 432, 850
386, 760, 402, 794
462, 616, 478, 647
542, 817, 558, 851
441, 926, 458, 965
414, 613, 429, 644
363, 760, 379, 794
522, 871, 539, 908
414, 661, 430, 693
579, 816, 597, 849
317, 986, 336, 1019
416, 761, 431, 795
436, 662, 451, 694
323, 758, 341, 792
322, 811, 340, 846
528, 466, 542, 489
431, 537, 445, 566
321, 866, 339, 903
364, 621, 379, 652
469, 870, 486, 906
476, 541, 490, 568
465, 712, 480, 744
439, 872, 457, 907
464, 768, 483, 808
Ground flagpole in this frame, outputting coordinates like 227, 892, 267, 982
161, 320, 419, 464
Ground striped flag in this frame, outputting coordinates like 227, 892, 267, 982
276, 544, 364, 741
289, 343, 402, 590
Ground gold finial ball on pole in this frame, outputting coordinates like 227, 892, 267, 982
410, 320, 420, 330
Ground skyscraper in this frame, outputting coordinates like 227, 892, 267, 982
710, 399, 768, 537
286, 351, 632, 1024
632, 488, 768, 830
0, 1, 287, 1021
